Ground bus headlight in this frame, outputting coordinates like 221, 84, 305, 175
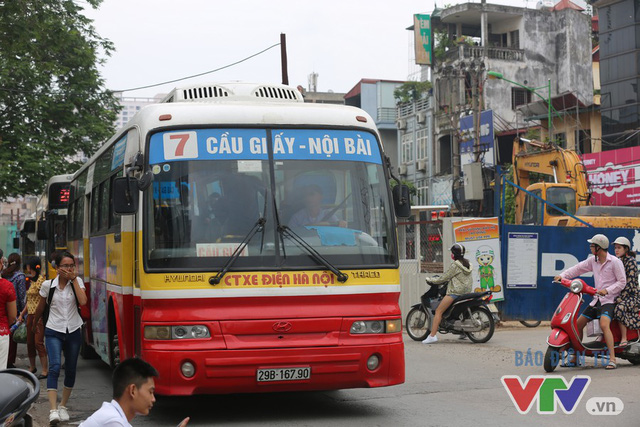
144, 325, 211, 340
144, 326, 171, 340
350, 319, 402, 334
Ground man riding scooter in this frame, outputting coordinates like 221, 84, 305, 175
554, 234, 626, 369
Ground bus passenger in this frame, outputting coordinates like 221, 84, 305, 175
612, 237, 640, 347
80, 358, 190, 427
3, 253, 26, 369
17, 257, 48, 378
32, 251, 87, 424
288, 185, 347, 228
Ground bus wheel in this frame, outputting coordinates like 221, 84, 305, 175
110, 332, 121, 369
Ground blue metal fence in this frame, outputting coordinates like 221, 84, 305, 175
497, 224, 636, 321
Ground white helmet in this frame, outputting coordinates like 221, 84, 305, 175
587, 234, 609, 250
613, 236, 631, 249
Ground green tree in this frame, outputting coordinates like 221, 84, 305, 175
502, 165, 516, 224
393, 81, 432, 104
0, 0, 120, 198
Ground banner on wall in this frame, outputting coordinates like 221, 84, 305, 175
414, 14, 432, 65
452, 217, 504, 302
582, 146, 640, 206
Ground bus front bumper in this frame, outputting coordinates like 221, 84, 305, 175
143, 342, 405, 395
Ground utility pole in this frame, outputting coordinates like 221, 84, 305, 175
472, 69, 481, 162
280, 33, 289, 85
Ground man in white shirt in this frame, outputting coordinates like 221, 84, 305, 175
80, 358, 189, 427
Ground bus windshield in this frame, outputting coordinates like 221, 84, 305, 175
145, 128, 396, 271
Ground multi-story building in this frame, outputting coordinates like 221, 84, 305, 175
114, 93, 166, 129
410, 2, 595, 211
344, 79, 406, 180
394, 96, 435, 205
594, 0, 640, 150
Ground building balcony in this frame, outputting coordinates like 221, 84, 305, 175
396, 98, 431, 119
377, 107, 397, 122
444, 45, 524, 63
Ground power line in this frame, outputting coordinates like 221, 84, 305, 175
112, 42, 281, 93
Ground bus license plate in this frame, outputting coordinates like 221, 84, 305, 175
257, 367, 311, 382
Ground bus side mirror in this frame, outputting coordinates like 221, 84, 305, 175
113, 177, 139, 215
37, 220, 48, 240
393, 184, 411, 218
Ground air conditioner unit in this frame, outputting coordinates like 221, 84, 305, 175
399, 165, 408, 176
417, 160, 427, 171
417, 111, 427, 124
396, 119, 407, 130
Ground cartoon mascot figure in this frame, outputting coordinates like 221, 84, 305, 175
475, 245, 501, 293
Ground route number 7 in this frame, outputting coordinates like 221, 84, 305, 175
163, 131, 198, 160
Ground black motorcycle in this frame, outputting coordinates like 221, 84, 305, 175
0, 368, 40, 427
406, 281, 495, 343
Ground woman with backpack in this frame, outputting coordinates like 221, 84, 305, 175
32, 251, 87, 424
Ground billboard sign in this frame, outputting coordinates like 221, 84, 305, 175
414, 14, 432, 65
582, 146, 640, 206
459, 110, 494, 166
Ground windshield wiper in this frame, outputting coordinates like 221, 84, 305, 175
277, 225, 349, 283
209, 217, 266, 285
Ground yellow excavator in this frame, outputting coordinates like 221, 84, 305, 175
512, 137, 640, 227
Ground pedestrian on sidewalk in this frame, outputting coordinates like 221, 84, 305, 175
79, 358, 190, 427
3, 253, 26, 368
0, 252, 17, 368
32, 251, 87, 425
17, 256, 48, 378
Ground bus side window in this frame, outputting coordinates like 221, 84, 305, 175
100, 180, 109, 231
90, 191, 99, 234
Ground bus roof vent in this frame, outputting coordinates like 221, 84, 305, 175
181, 85, 230, 101
161, 83, 304, 103
162, 85, 232, 103
253, 85, 303, 102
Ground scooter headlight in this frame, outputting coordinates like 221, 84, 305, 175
570, 280, 583, 294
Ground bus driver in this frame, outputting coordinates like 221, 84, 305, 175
288, 185, 347, 228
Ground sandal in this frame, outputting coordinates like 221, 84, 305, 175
619, 341, 629, 347
29, 367, 37, 374
37, 374, 48, 380
561, 357, 579, 367
605, 361, 617, 370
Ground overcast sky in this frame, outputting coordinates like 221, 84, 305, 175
83, 0, 586, 98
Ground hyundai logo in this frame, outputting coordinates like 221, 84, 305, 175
273, 321, 292, 332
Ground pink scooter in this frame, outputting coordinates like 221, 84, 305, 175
544, 278, 640, 372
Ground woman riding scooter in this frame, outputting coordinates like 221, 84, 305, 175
422, 244, 473, 344
554, 234, 626, 369
612, 236, 640, 347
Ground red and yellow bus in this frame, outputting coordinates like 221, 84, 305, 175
67, 82, 408, 395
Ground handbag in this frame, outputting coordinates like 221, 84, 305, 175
586, 319, 602, 337
12, 321, 27, 344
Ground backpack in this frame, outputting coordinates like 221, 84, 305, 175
42, 278, 82, 327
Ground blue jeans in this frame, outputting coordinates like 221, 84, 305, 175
44, 327, 82, 391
